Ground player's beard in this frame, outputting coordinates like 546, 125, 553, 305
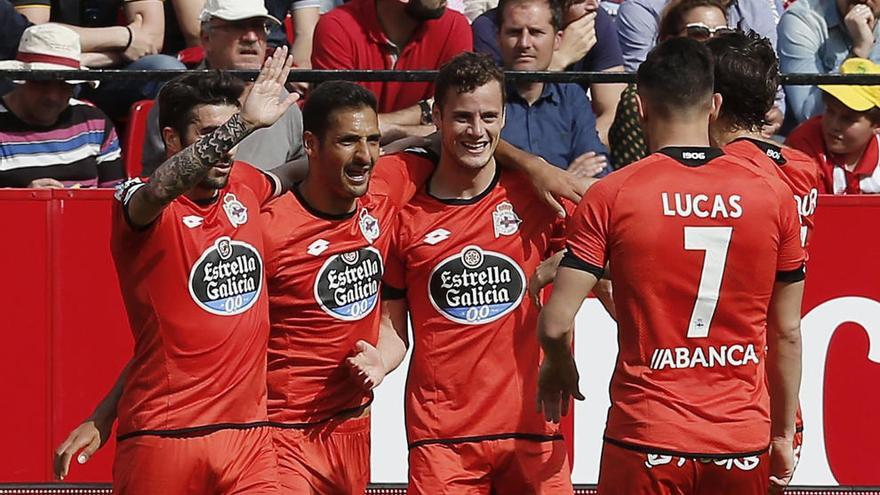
405, 0, 446, 20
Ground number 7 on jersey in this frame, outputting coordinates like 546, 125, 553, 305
684, 226, 733, 338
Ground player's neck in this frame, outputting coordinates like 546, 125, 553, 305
646, 120, 713, 152
185, 187, 220, 203
709, 120, 766, 147
430, 157, 497, 201
298, 177, 357, 216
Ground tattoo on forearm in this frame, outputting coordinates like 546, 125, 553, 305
148, 113, 251, 204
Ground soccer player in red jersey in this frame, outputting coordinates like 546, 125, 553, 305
381, 52, 575, 494
260, 81, 434, 494
707, 31, 820, 253
537, 38, 805, 495
52, 50, 298, 494
706, 31, 820, 466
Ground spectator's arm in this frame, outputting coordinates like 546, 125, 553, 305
290, 5, 320, 69
311, 14, 355, 69
615, 0, 658, 72
81, 51, 125, 67
1, 0, 33, 60
777, 11, 826, 122
169, 0, 204, 47
14, 2, 49, 23
122, 0, 165, 57
591, 65, 625, 147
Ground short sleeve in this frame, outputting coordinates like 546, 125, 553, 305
562, 178, 616, 275
372, 150, 436, 207
548, 198, 577, 254
441, 11, 474, 59
583, 9, 624, 72
232, 161, 279, 205
775, 182, 806, 280
311, 13, 355, 70
97, 114, 125, 187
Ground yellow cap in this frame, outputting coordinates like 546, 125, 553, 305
819, 58, 880, 112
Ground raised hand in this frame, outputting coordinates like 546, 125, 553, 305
536, 355, 585, 423
346, 340, 387, 391
845, 3, 876, 58
240, 46, 299, 131
550, 12, 597, 70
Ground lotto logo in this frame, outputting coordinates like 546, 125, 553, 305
424, 229, 451, 245
307, 239, 330, 256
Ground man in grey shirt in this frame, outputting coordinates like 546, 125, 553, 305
142, 0, 305, 174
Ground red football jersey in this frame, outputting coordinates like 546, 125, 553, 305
564, 147, 805, 456
724, 137, 820, 251
384, 165, 570, 448
111, 162, 276, 438
261, 152, 432, 425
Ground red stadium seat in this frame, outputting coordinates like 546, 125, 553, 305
177, 46, 205, 67
123, 99, 154, 178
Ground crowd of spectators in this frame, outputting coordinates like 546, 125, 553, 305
1, 0, 879, 193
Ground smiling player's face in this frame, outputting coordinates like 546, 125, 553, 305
435, 80, 505, 171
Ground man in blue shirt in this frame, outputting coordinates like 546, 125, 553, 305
494, 0, 609, 177
778, 0, 880, 123
474, 0, 624, 146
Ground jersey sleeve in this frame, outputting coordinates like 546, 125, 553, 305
560, 179, 616, 278
381, 216, 408, 299
774, 181, 807, 281
233, 161, 280, 206
372, 150, 436, 207
112, 177, 165, 232
548, 198, 577, 254
311, 14, 355, 70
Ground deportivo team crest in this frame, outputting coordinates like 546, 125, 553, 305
492, 201, 522, 238
188, 236, 263, 316
428, 245, 526, 325
223, 193, 248, 227
314, 247, 383, 320
359, 208, 380, 244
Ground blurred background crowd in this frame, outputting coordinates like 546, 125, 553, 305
1, 0, 879, 195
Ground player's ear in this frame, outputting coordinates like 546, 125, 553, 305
303, 130, 318, 156
709, 93, 723, 122
635, 92, 647, 124
162, 127, 182, 155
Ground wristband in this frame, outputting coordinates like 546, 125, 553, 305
123, 25, 133, 51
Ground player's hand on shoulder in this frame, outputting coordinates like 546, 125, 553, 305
53, 416, 113, 480
768, 435, 795, 494
527, 157, 592, 218
240, 46, 298, 131
536, 355, 585, 423
346, 340, 386, 391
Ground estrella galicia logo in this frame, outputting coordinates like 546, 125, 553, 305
188, 236, 263, 316
314, 247, 383, 321
428, 245, 526, 325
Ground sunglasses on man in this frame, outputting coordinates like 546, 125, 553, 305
683, 22, 736, 40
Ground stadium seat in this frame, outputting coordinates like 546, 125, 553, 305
123, 99, 154, 178
177, 46, 205, 67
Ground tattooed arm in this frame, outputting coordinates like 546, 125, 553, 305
125, 47, 297, 228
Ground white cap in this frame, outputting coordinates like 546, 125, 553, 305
0, 24, 97, 87
199, 0, 282, 25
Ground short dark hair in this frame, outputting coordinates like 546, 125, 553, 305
657, 0, 728, 41
158, 71, 244, 138
302, 81, 378, 140
498, 0, 564, 31
637, 37, 714, 118
434, 52, 506, 110
706, 31, 777, 131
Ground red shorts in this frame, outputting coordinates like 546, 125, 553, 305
271, 415, 371, 494
597, 441, 770, 495
112, 426, 279, 495
408, 438, 573, 495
